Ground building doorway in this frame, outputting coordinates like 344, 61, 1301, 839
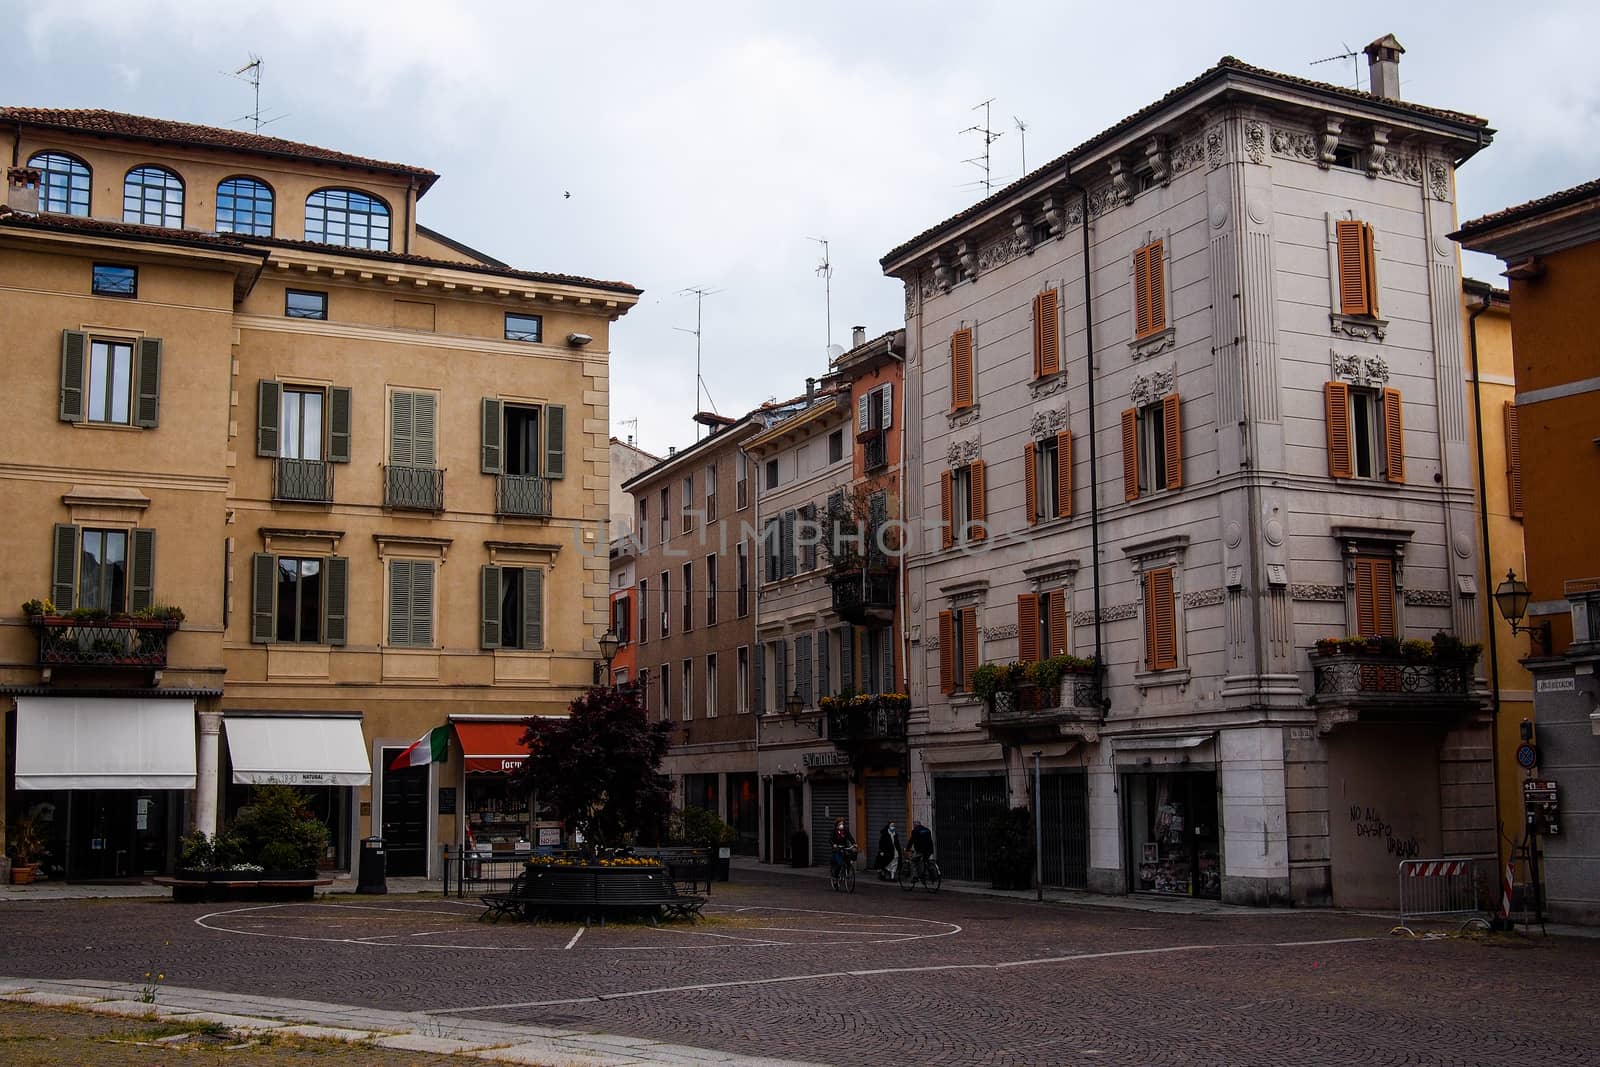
1123, 770, 1221, 899
933, 774, 1008, 883
48, 790, 178, 881
380, 748, 430, 876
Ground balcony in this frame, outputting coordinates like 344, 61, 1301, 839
496, 474, 552, 518
32, 615, 177, 675
828, 568, 895, 627
1309, 638, 1483, 731
823, 696, 908, 763
274, 457, 334, 503
863, 434, 888, 472
984, 669, 1105, 741
385, 465, 445, 511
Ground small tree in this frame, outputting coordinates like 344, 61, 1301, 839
513, 684, 673, 848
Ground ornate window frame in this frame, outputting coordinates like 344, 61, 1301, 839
1325, 212, 1389, 341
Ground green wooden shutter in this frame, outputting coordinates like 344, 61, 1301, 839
753, 644, 766, 713
59, 330, 87, 423
327, 385, 352, 463
480, 397, 503, 473
250, 552, 276, 643
390, 391, 414, 467
388, 559, 412, 646
543, 403, 566, 479
523, 567, 544, 650
410, 561, 434, 646
135, 338, 162, 428
775, 638, 788, 703
129, 528, 156, 612
257, 380, 282, 457
840, 625, 854, 692
413, 392, 437, 467
51, 524, 79, 609
322, 555, 348, 646
480, 564, 502, 648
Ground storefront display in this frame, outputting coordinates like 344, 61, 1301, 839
1125, 770, 1220, 899
452, 718, 539, 849
465, 773, 530, 848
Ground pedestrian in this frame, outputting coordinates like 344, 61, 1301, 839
875, 821, 901, 880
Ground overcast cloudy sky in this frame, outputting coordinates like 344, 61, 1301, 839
7, 1, 1597, 455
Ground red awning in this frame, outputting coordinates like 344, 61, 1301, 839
453, 721, 532, 774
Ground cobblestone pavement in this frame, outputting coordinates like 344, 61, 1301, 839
3, 869, 1598, 1066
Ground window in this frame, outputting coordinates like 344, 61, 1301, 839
857, 384, 891, 470
1033, 289, 1060, 377
1336, 220, 1379, 318
828, 429, 844, 464
659, 487, 669, 545
60, 332, 161, 429
765, 458, 779, 490
282, 387, 325, 460
79, 529, 129, 612
1031, 220, 1053, 246
683, 659, 694, 720
736, 452, 749, 509
682, 474, 694, 532
737, 646, 749, 713
705, 463, 717, 522
637, 499, 648, 550
1134, 167, 1158, 193
950, 327, 974, 410
123, 166, 183, 227
305, 188, 390, 250
737, 542, 749, 617
763, 517, 782, 582
50, 525, 156, 614
1122, 396, 1182, 500
639, 578, 649, 642
92, 264, 137, 298
505, 313, 543, 342
1017, 590, 1070, 661
800, 503, 819, 572
753, 644, 767, 713
387, 559, 435, 647
612, 594, 631, 643
1026, 434, 1072, 524
682, 560, 693, 632
937, 607, 978, 694
276, 557, 324, 643
285, 289, 327, 320
660, 570, 670, 637
614, 667, 630, 686
86, 339, 134, 425
1331, 145, 1363, 171
29, 152, 90, 216
1142, 568, 1179, 670
1351, 557, 1397, 639
481, 565, 544, 650
706, 653, 718, 718
1133, 240, 1167, 339
660, 663, 671, 720
940, 462, 987, 547
706, 553, 718, 625
216, 176, 273, 235
1325, 383, 1404, 483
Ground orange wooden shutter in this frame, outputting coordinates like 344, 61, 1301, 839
960, 607, 979, 692
1504, 402, 1523, 519
938, 610, 955, 694
940, 469, 954, 549
1017, 594, 1040, 662
1046, 589, 1069, 657
1324, 381, 1353, 478
1336, 220, 1371, 316
969, 460, 987, 541
1382, 388, 1404, 483
1133, 245, 1153, 338
1362, 224, 1379, 318
1146, 568, 1177, 669
1353, 557, 1376, 636
1146, 241, 1167, 335
1373, 560, 1396, 638
1056, 431, 1073, 517
951, 328, 974, 410
1024, 443, 1038, 525
1162, 393, 1182, 490
1034, 289, 1060, 377
1121, 408, 1139, 501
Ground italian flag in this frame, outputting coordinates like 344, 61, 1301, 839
389, 726, 449, 771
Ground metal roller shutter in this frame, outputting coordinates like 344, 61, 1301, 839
1039, 772, 1089, 889
865, 776, 906, 867
810, 779, 850, 866
933, 775, 1008, 883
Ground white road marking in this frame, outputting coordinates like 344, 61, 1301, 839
564, 927, 585, 950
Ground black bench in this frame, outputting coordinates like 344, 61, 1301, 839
478, 865, 706, 925
633, 847, 714, 896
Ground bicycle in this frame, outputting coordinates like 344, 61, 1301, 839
898, 850, 942, 892
829, 845, 858, 893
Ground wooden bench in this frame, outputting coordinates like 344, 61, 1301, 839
477, 865, 706, 925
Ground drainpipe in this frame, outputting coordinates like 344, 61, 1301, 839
1066, 170, 1106, 694
888, 333, 910, 698
1466, 289, 1504, 848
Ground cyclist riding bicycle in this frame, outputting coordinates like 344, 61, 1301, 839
907, 818, 934, 864
830, 818, 856, 870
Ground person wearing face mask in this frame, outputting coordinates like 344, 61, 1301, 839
875, 820, 901, 881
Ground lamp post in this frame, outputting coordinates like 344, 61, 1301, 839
785, 689, 803, 716
598, 628, 621, 685
1493, 569, 1551, 653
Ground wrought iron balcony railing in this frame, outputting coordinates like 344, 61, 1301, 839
496, 474, 552, 518
984, 671, 1105, 732
829, 568, 895, 627
385, 465, 445, 511
1311, 652, 1475, 701
274, 457, 334, 503
864, 434, 888, 472
824, 698, 908, 744
33, 615, 176, 669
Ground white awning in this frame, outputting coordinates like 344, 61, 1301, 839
224, 715, 371, 787
16, 696, 197, 790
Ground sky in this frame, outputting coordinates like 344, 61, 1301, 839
6, 1, 1597, 456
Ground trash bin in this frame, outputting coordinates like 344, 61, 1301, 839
716, 846, 732, 882
357, 836, 386, 894
789, 830, 808, 868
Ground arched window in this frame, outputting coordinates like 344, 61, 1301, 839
304, 188, 390, 250
27, 152, 91, 216
216, 176, 274, 236
123, 165, 184, 228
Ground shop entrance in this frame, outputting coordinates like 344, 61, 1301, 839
933, 774, 1008, 883
767, 777, 801, 863
810, 778, 849, 866
51, 790, 177, 881
1039, 772, 1089, 889
726, 772, 759, 855
1123, 770, 1220, 899
380, 749, 430, 876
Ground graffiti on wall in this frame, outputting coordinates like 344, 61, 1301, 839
1349, 805, 1420, 860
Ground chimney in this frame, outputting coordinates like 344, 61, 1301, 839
6, 166, 41, 213
668, 445, 677, 457
1364, 34, 1404, 101
805, 377, 816, 402
851, 325, 866, 348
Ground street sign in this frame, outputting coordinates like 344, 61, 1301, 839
1516, 743, 1539, 770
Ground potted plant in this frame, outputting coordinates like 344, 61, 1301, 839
985, 806, 1035, 891
7, 811, 48, 884
972, 663, 1023, 714
232, 785, 329, 880
668, 805, 736, 881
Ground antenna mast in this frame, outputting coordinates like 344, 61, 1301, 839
808, 236, 832, 357
675, 286, 722, 440
617, 417, 639, 447
235, 55, 263, 132
1013, 115, 1028, 174
1310, 44, 1362, 91
959, 98, 1004, 196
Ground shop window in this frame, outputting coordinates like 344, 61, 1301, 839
465, 773, 531, 850
1122, 395, 1182, 500
1126, 771, 1220, 899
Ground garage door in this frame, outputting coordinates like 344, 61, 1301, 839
933, 775, 1008, 883
811, 778, 850, 866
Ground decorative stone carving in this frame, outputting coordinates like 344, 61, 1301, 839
1131, 326, 1176, 359
1329, 314, 1388, 342
1271, 126, 1319, 162
977, 231, 1031, 273
1428, 159, 1450, 201
947, 406, 982, 431
1318, 117, 1344, 169
1029, 374, 1068, 400
904, 279, 918, 320
945, 437, 982, 467
1206, 125, 1226, 169
985, 624, 1018, 641
1244, 122, 1266, 165
924, 634, 940, 652
1088, 182, 1120, 219
1029, 408, 1069, 440
1405, 588, 1451, 607
1330, 349, 1391, 387
1183, 587, 1226, 609
1366, 125, 1390, 179
1074, 603, 1137, 625
1108, 158, 1132, 205
1382, 152, 1422, 183
1012, 210, 1031, 244
1290, 583, 1345, 602
1145, 137, 1170, 184
956, 240, 979, 278
1170, 135, 1207, 175
1041, 195, 1066, 237
1129, 365, 1176, 407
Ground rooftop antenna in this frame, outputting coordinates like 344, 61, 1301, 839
235, 55, 263, 132
1310, 43, 1363, 92
675, 286, 722, 440
959, 98, 1004, 197
617, 417, 639, 447
1013, 115, 1029, 174
808, 236, 832, 359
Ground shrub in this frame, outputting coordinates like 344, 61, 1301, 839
667, 806, 735, 848
231, 785, 329, 870
971, 663, 1024, 704
178, 831, 215, 871
257, 841, 304, 871
986, 806, 1035, 891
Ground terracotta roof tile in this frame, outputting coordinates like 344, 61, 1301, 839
882, 56, 1491, 269
3, 107, 439, 191
1452, 177, 1600, 241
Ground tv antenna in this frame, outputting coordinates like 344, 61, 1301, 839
1311, 44, 1363, 91
224, 54, 286, 132
808, 236, 833, 358
1013, 115, 1029, 174
959, 98, 1004, 196
675, 286, 722, 439
617, 417, 639, 447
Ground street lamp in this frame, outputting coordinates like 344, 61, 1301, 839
785, 689, 803, 716
598, 628, 621, 684
1493, 569, 1551, 652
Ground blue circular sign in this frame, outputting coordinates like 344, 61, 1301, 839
1516, 743, 1539, 769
